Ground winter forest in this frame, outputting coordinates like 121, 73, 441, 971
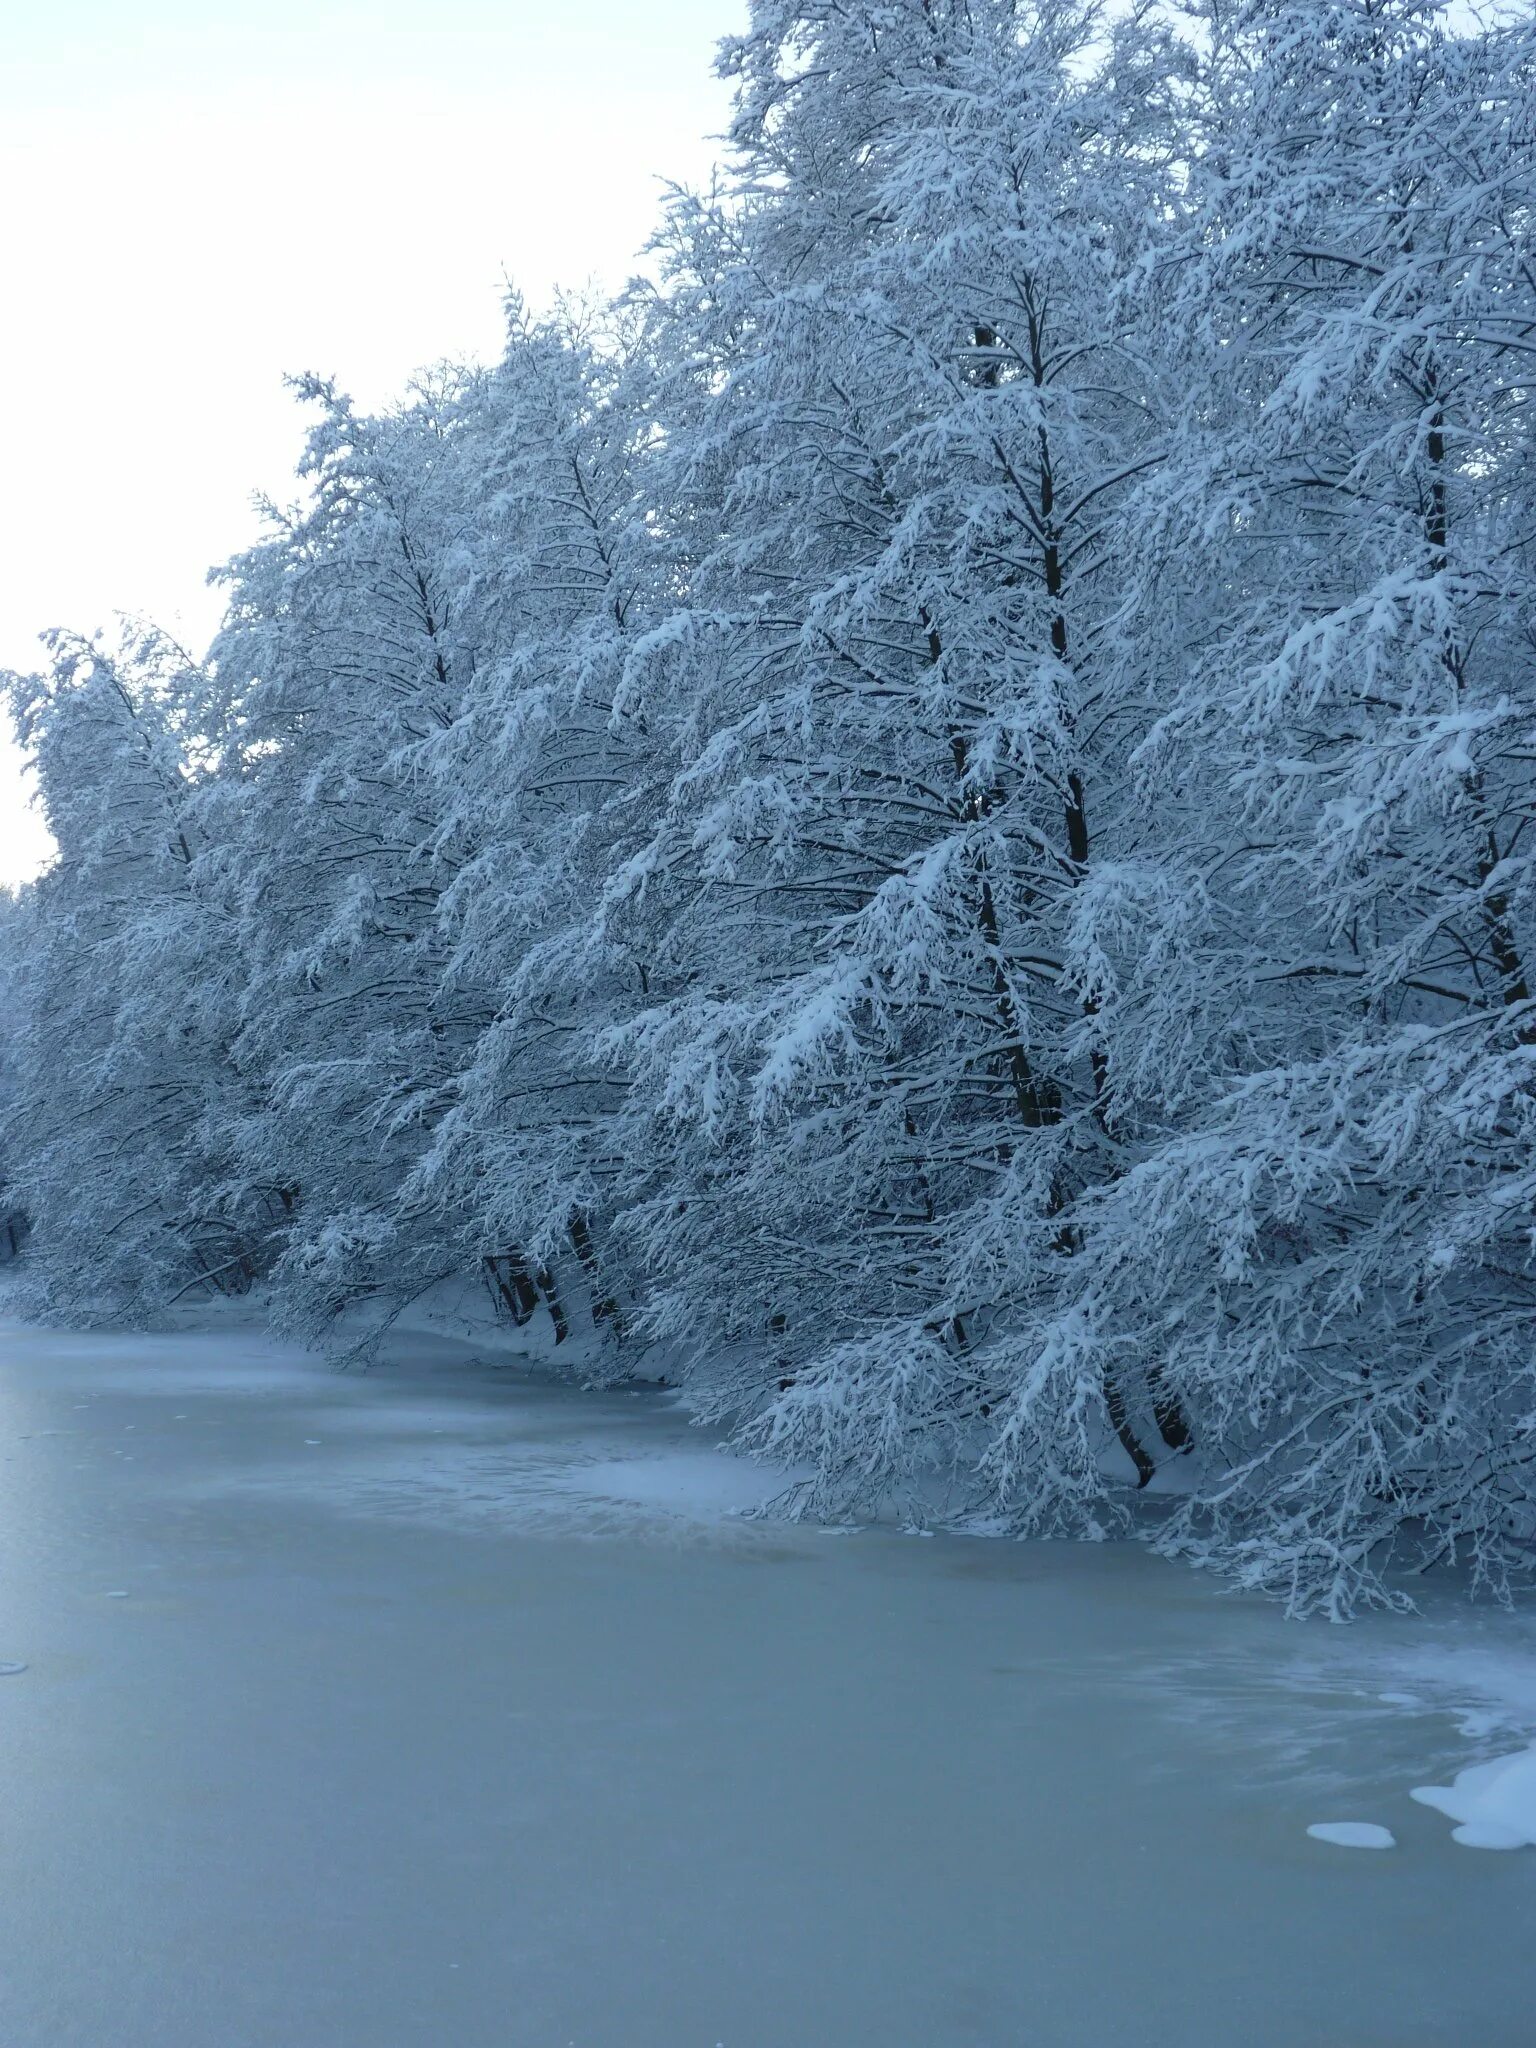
4, 0, 1534, 1619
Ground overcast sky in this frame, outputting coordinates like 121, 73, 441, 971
0, 0, 741, 885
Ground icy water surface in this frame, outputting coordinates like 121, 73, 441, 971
0, 1315, 1532, 2047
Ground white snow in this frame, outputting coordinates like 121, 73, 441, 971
1411, 1747, 1536, 1850
1305, 1822, 1395, 1849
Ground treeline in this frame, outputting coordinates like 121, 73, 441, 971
4, 0, 1535, 1612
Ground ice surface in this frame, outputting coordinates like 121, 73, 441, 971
1305, 1821, 1395, 1849
1412, 1747, 1536, 1849
0, 1312, 1532, 2048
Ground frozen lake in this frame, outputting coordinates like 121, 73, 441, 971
0, 1314, 1532, 2047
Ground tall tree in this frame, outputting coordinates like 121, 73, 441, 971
1073, 0, 1536, 1609
590, 0, 1196, 1511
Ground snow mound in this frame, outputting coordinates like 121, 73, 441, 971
1306, 1822, 1395, 1850
1411, 1746, 1536, 1850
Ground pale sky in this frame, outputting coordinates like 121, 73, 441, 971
0, 0, 742, 885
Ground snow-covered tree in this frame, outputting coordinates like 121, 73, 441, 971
1067, 0, 1536, 1608
385, 296, 666, 1353
200, 367, 495, 1332
200, 302, 661, 1349
0, 633, 267, 1315
582, 0, 1199, 1505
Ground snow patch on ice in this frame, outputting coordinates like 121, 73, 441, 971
1411, 1748, 1536, 1850
1306, 1822, 1395, 1849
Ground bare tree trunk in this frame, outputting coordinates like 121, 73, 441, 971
569, 1211, 626, 1338
1028, 310, 1191, 1469
484, 1251, 539, 1325
535, 1262, 571, 1345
